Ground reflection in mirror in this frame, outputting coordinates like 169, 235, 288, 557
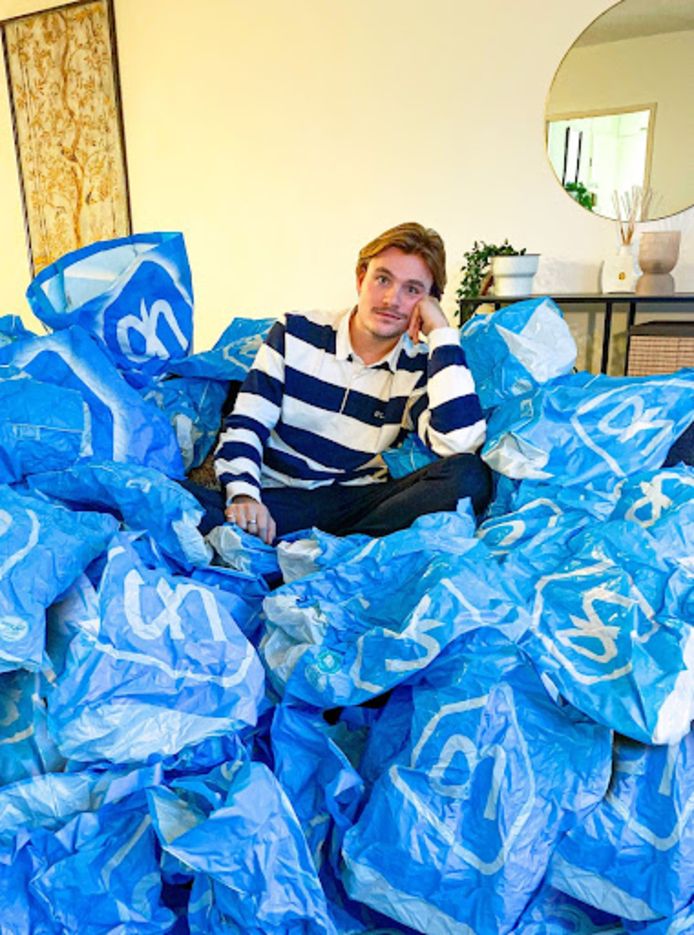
545, 0, 694, 220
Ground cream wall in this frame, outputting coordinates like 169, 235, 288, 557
547, 30, 694, 218
1, 0, 692, 354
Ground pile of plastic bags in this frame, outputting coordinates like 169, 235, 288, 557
0, 236, 692, 933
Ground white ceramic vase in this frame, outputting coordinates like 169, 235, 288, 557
491, 254, 539, 297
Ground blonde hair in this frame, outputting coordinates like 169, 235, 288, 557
356, 222, 447, 299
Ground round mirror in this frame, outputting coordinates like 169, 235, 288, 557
545, 0, 694, 220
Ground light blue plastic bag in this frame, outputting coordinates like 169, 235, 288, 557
0, 325, 185, 477
142, 375, 229, 470
171, 316, 274, 381
29, 461, 212, 568
611, 466, 694, 558
519, 517, 693, 745
26, 231, 193, 382
148, 759, 336, 934
548, 733, 694, 923
47, 535, 264, 763
342, 629, 612, 935
0, 486, 117, 674
460, 297, 577, 410
0, 371, 88, 483
262, 505, 530, 708
483, 370, 694, 491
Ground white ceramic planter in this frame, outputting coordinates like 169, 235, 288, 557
491, 254, 540, 297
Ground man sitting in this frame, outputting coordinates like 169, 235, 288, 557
197, 222, 489, 543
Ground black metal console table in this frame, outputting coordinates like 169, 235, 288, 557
464, 293, 694, 374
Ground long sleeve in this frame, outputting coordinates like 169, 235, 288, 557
214, 319, 286, 502
405, 326, 486, 455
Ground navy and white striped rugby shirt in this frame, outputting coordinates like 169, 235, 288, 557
214, 308, 485, 503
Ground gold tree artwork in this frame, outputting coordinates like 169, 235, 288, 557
4, 0, 131, 274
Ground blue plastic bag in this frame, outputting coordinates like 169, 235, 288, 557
207, 521, 283, 582
262, 505, 530, 708
142, 375, 229, 470
382, 432, 438, 479
513, 881, 625, 933
0, 314, 34, 347
148, 759, 336, 934
342, 629, 612, 935
0, 765, 171, 933
0, 486, 117, 673
483, 370, 694, 491
460, 297, 577, 410
276, 528, 372, 584
47, 535, 264, 763
271, 704, 364, 875
189, 564, 269, 643
171, 316, 274, 381
0, 670, 64, 787
0, 325, 185, 478
29, 461, 212, 568
548, 733, 694, 922
0, 371, 88, 483
26, 231, 193, 382
519, 517, 693, 745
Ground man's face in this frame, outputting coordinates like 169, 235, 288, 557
354, 247, 433, 344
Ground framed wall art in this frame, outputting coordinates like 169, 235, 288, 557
2, 0, 131, 274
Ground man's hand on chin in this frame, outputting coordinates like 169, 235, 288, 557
225, 495, 277, 545
408, 296, 450, 341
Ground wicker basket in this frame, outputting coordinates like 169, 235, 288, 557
626, 320, 694, 376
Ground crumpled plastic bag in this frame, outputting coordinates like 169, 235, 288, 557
0, 314, 34, 347
0, 325, 185, 477
189, 563, 270, 643
483, 369, 694, 491
611, 465, 694, 543
0, 669, 64, 787
206, 521, 284, 584
142, 374, 229, 470
548, 733, 694, 923
0, 764, 172, 933
26, 231, 193, 383
0, 486, 117, 674
262, 504, 530, 708
47, 535, 264, 763
271, 704, 364, 875
342, 629, 612, 935
0, 370, 89, 483
29, 461, 212, 568
148, 759, 336, 934
170, 315, 274, 381
276, 528, 372, 584
519, 516, 693, 745
382, 432, 438, 480
460, 297, 577, 410
513, 881, 624, 933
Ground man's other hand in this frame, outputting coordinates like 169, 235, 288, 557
408, 295, 449, 341
225, 495, 276, 545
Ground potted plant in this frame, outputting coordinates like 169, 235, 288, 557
456, 240, 538, 323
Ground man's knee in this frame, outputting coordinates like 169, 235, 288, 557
434, 452, 492, 516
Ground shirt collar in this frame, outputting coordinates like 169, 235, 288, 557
336, 307, 415, 373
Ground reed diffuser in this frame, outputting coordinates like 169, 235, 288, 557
601, 186, 653, 292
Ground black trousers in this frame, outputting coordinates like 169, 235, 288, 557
184, 453, 491, 541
